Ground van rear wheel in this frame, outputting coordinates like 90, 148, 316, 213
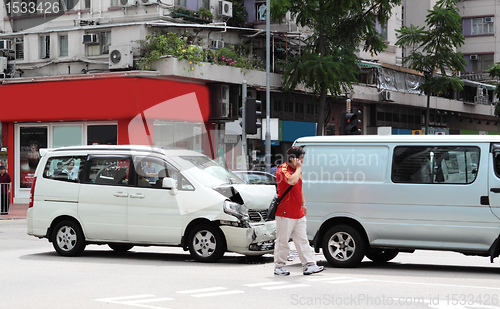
188, 224, 226, 263
52, 220, 86, 257
366, 250, 399, 263
322, 225, 365, 268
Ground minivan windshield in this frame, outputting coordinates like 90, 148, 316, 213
170, 156, 245, 187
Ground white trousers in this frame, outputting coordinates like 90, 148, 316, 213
274, 216, 317, 269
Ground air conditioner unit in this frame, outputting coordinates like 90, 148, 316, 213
119, 0, 136, 7
485, 17, 494, 23
0, 40, 13, 50
211, 40, 224, 49
218, 0, 232, 17
139, 0, 155, 5
109, 45, 134, 70
477, 87, 486, 97
381, 90, 392, 101
470, 54, 479, 61
83, 33, 99, 44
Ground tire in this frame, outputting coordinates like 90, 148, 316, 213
366, 249, 399, 263
52, 220, 86, 257
322, 225, 365, 268
108, 244, 134, 252
188, 224, 226, 262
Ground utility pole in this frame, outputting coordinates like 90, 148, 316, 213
265, 0, 271, 173
242, 81, 248, 170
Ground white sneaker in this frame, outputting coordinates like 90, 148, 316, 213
274, 266, 290, 276
303, 264, 324, 275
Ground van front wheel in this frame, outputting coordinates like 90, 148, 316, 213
322, 225, 365, 268
52, 220, 86, 257
188, 224, 226, 262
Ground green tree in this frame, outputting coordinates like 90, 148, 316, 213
395, 0, 466, 134
271, 0, 401, 135
488, 64, 500, 117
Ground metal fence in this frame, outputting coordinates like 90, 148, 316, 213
0, 183, 11, 215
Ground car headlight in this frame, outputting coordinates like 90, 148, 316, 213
223, 200, 249, 221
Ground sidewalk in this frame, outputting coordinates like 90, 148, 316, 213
0, 204, 28, 220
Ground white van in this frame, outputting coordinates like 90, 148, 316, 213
294, 135, 500, 267
27, 146, 276, 262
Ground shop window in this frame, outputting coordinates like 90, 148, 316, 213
53, 125, 82, 148
20, 126, 48, 188
87, 125, 117, 145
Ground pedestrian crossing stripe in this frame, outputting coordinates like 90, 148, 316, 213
95, 294, 174, 309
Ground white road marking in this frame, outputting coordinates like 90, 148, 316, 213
262, 284, 310, 290
95, 294, 173, 309
192, 290, 244, 297
176, 287, 227, 294
244, 281, 289, 287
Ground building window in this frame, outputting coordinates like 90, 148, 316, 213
100, 31, 111, 54
174, 0, 186, 7
40, 35, 50, 59
84, 0, 90, 8
15, 37, 24, 60
60, 0, 76, 11
110, 0, 118, 6
255, 2, 266, 21
471, 54, 494, 72
376, 18, 388, 41
59, 35, 68, 57
472, 17, 494, 35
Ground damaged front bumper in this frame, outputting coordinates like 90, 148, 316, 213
220, 220, 276, 256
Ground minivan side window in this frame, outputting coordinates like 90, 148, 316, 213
86, 157, 131, 186
134, 156, 194, 190
392, 146, 480, 184
43, 156, 87, 183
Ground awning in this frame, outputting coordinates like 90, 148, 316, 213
462, 79, 496, 91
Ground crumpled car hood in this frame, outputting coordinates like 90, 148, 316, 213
214, 184, 276, 210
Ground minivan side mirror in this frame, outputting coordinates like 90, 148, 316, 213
163, 177, 178, 195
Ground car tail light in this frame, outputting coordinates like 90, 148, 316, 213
28, 177, 36, 208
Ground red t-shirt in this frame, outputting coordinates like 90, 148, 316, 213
275, 162, 304, 219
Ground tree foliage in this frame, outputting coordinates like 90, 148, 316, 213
271, 0, 401, 135
395, 0, 466, 95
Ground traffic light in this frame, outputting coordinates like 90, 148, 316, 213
244, 98, 262, 134
340, 108, 362, 135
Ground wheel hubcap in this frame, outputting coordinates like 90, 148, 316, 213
193, 230, 216, 257
56, 226, 77, 252
328, 231, 355, 261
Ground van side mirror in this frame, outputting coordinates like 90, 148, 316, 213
163, 177, 178, 195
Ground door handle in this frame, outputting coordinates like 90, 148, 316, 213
129, 193, 145, 199
113, 192, 129, 197
490, 188, 500, 193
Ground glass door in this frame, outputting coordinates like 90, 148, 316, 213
17, 125, 48, 193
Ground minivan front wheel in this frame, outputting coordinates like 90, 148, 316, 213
188, 224, 226, 263
322, 225, 365, 268
52, 220, 86, 257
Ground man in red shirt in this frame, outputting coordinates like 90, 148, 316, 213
274, 146, 324, 275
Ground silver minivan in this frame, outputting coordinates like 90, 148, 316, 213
294, 135, 500, 267
27, 145, 276, 262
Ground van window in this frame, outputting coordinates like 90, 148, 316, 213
392, 146, 480, 184
43, 156, 86, 182
86, 157, 131, 186
134, 156, 194, 190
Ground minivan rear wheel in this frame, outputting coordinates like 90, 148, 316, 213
322, 225, 365, 268
188, 224, 226, 262
52, 220, 86, 257
366, 249, 399, 263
